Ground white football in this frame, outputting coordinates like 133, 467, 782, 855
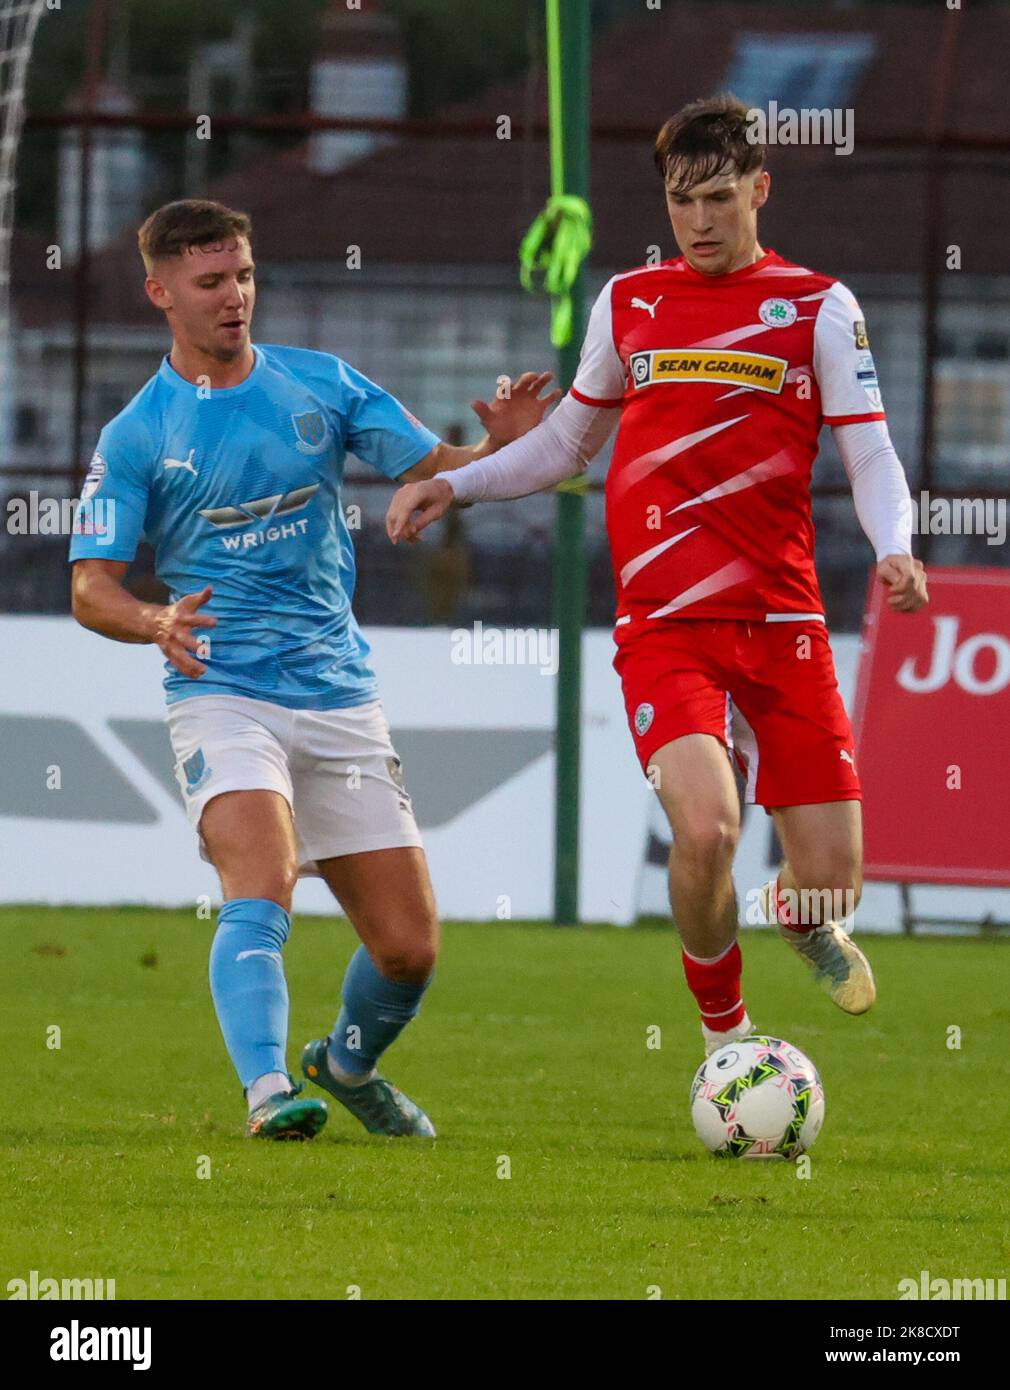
690, 1035, 825, 1159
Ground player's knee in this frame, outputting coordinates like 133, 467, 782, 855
373, 939, 437, 983
221, 858, 299, 909
673, 816, 740, 872
270, 859, 301, 905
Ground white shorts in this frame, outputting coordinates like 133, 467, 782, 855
167, 694, 423, 875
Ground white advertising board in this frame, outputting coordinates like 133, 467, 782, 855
0, 618, 649, 923
2, 619, 1006, 931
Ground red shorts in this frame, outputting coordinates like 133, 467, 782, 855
613, 618, 862, 808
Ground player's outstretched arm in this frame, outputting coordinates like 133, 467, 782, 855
386, 393, 618, 544
400, 371, 562, 481
71, 559, 217, 677
386, 478, 455, 544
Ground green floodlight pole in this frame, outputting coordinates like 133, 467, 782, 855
550, 1, 590, 925
518, 2, 591, 924
547, 0, 591, 925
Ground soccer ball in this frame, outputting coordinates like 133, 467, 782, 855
690, 1035, 825, 1159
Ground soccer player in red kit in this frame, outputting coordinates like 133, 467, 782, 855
386, 94, 928, 1056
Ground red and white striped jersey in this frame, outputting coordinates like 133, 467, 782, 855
571, 248, 886, 628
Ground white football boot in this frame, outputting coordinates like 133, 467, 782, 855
702, 1012, 754, 1058
761, 878, 876, 1014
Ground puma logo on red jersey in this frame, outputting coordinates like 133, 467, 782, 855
630, 295, 663, 318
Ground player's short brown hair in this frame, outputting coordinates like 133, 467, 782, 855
137, 199, 252, 272
653, 93, 765, 194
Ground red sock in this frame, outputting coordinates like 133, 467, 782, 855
681, 941, 746, 1031
771, 875, 815, 933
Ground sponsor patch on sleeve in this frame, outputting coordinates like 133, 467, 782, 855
853, 319, 870, 350
855, 351, 881, 409
855, 351, 879, 386
80, 451, 107, 502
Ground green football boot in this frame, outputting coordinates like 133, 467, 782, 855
244, 1080, 328, 1140
301, 1038, 436, 1138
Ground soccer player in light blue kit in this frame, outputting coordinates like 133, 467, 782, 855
70, 200, 559, 1139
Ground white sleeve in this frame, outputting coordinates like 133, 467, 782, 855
832, 418, 913, 560
814, 281, 887, 425
570, 277, 627, 406
435, 394, 619, 503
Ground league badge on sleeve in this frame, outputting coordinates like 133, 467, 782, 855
80, 452, 107, 501
856, 352, 882, 411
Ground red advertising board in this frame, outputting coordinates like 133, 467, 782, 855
852, 566, 1010, 886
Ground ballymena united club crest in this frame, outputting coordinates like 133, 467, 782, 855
183, 748, 211, 794
291, 410, 329, 454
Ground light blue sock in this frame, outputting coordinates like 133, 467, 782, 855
327, 945, 431, 1077
209, 897, 291, 1091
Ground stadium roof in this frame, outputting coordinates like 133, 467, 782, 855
13, 0, 1010, 331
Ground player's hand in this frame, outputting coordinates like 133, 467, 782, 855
386, 478, 455, 545
472, 371, 562, 446
877, 555, 928, 612
151, 585, 217, 677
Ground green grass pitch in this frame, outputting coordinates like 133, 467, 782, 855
3, 906, 1008, 1300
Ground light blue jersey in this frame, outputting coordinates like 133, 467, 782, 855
69, 344, 440, 709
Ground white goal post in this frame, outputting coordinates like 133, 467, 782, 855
0, 0, 46, 444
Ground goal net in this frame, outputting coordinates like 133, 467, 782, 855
0, 0, 46, 442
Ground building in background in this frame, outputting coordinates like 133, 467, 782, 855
5, 1, 1010, 625
57, 78, 146, 261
